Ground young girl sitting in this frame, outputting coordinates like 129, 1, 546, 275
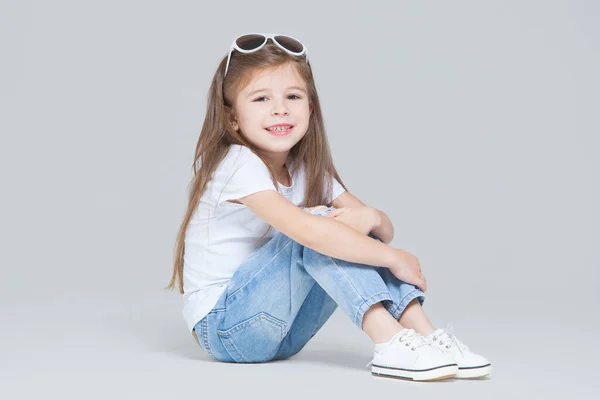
167, 33, 491, 382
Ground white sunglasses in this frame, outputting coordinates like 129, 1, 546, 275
224, 33, 309, 78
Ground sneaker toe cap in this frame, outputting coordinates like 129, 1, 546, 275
461, 352, 490, 368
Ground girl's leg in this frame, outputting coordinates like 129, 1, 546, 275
208, 230, 401, 363
273, 280, 338, 360
274, 279, 414, 359
364, 233, 435, 336
397, 297, 436, 336
362, 301, 409, 344
275, 230, 431, 357
201, 209, 426, 363
290, 207, 412, 346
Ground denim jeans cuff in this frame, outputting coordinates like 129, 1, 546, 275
354, 291, 394, 329
388, 288, 425, 321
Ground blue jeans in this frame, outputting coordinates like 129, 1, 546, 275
192, 206, 425, 363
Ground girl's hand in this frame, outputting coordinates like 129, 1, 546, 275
303, 205, 331, 215
325, 207, 350, 219
327, 206, 378, 236
388, 248, 427, 292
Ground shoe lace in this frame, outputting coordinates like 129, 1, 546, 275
431, 323, 470, 357
365, 329, 431, 368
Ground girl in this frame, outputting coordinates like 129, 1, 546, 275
166, 33, 491, 381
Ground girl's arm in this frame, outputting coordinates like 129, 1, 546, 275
329, 192, 394, 244
324, 206, 378, 236
238, 190, 399, 269
309, 205, 394, 244
370, 209, 394, 244
304, 205, 377, 234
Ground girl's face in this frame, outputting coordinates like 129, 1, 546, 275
231, 63, 311, 162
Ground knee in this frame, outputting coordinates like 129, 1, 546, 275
301, 245, 326, 263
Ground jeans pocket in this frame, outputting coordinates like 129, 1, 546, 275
217, 312, 287, 363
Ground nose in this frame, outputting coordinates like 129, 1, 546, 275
271, 99, 289, 116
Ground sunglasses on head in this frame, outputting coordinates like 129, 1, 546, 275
224, 33, 309, 78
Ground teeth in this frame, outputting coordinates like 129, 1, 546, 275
267, 126, 292, 131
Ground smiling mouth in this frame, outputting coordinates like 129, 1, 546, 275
265, 126, 294, 135
265, 125, 294, 132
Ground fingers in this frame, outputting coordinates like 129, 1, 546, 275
326, 208, 344, 218
414, 274, 427, 292
420, 274, 427, 292
305, 205, 334, 216
416, 260, 427, 292
326, 207, 349, 218
413, 255, 426, 291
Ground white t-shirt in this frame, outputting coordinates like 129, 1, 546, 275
182, 144, 346, 333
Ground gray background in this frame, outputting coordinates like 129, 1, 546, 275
1, 0, 598, 398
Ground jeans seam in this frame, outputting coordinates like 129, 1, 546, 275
329, 257, 369, 306
202, 317, 215, 358
228, 235, 294, 299
222, 336, 245, 362
390, 288, 424, 320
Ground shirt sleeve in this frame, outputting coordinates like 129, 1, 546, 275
212, 147, 278, 207
332, 176, 346, 202
326, 171, 346, 204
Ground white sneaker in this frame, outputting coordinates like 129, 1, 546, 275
365, 328, 458, 381
426, 324, 492, 378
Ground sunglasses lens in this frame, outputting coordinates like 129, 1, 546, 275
274, 35, 304, 53
235, 34, 266, 51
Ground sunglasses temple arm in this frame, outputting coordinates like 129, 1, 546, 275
224, 48, 233, 78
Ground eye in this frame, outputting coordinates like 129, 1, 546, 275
253, 94, 303, 102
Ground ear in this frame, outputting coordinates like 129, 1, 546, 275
227, 108, 240, 131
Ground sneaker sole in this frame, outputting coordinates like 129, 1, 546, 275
456, 363, 492, 378
371, 363, 458, 381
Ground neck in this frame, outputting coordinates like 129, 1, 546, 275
263, 150, 291, 172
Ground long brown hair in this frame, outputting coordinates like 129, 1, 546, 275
165, 42, 347, 294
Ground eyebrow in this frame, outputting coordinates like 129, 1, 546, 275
246, 86, 307, 98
